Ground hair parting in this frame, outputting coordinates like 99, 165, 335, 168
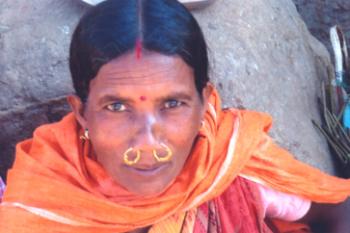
69, 0, 210, 101
135, 38, 143, 59
135, 0, 144, 59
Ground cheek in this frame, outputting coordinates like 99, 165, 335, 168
164, 115, 201, 175
164, 110, 202, 151
87, 114, 134, 160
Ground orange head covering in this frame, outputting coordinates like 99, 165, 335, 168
1, 88, 350, 233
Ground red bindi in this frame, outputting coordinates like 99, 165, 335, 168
139, 96, 147, 101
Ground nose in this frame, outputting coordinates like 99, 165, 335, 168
131, 114, 164, 164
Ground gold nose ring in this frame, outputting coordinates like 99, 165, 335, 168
123, 147, 141, 165
153, 143, 173, 162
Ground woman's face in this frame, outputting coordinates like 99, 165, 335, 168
69, 52, 210, 196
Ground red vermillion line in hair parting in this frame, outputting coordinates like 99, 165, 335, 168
135, 0, 143, 59
135, 38, 142, 59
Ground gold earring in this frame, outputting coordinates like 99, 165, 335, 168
123, 147, 141, 165
80, 129, 90, 140
153, 143, 173, 162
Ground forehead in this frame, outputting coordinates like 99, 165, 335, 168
89, 52, 196, 96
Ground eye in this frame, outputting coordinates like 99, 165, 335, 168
164, 99, 182, 109
106, 102, 127, 112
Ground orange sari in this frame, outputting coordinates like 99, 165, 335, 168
1, 89, 350, 233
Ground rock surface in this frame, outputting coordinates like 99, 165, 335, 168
0, 0, 336, 180
193, 0, 335, 175
0, 0, 85, 179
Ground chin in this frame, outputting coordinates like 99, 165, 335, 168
127, 181, 173, 197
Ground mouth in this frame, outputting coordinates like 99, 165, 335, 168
126, 163, 170, 177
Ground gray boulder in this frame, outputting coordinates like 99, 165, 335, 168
0, 0, 335, 180
194, 0, 335, 174
0, 0, 85, 179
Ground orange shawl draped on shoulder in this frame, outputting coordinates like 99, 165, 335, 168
1, 89, 350, 233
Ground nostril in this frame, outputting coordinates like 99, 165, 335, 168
153, 149, 167, 158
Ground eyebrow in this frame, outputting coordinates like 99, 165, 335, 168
97, 95, 135, 106
161, 92, 193, 102
97, 91, 194, 105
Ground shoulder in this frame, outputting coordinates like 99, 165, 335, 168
217, 176, 311, 221
215, 176, 263, 216
213, 177, 268, 232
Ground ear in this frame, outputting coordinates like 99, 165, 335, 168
201, 82, 214, 112
67, 95, 87, 129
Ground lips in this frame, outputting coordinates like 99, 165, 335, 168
127, 163, 170, 177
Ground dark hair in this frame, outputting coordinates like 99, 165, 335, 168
69, 0, 209, 101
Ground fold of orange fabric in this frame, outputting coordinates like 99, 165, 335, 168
241, 133, 350, 203
1, 88, 350, 233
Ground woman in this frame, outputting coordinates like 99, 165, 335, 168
1, 0, 350, 232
